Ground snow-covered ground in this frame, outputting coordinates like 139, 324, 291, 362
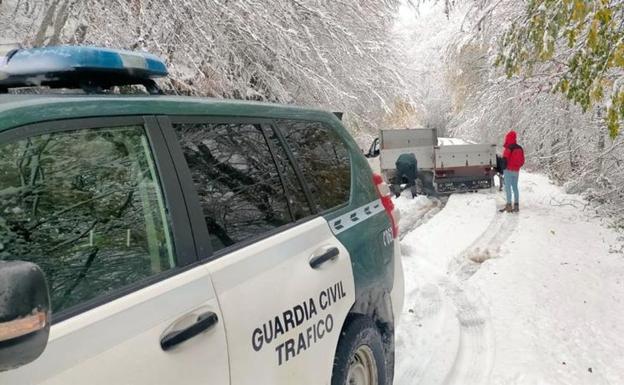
394, 172, 624, 385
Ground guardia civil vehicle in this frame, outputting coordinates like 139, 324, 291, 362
0, 46, 403, 385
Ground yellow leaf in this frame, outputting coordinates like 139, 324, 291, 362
607, 107, 620, 138
588, 20, 599, 49
595, 8, 612, 24
590, 83, 603, 102
567, 28, 577, 47
560, 78, 570, 93
572, 0, 587, 21
612, 44, 624, 67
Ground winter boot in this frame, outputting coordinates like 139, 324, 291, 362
513, 203, 519, 212
499, 204, 512, 213
410, 186, 418, 199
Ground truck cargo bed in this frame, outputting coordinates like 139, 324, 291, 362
434, 143, 496, 169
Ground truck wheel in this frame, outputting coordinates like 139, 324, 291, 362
331, 317, 387, 385
418, 171, 436, 196
410, 184, 418, 198
390, 184, 401, 198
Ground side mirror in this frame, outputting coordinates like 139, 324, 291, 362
0, 261, 51, 372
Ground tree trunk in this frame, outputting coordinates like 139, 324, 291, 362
33, 0, 61, 46
31, 0, 73, 46
48, 0, 73, 45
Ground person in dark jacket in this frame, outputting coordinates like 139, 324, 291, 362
499, 130, 525, 213
394, 153, 418, 198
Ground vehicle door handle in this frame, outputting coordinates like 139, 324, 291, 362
161, 312, 218, 351
309, 247, 340, 269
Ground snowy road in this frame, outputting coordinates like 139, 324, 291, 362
393, 172, 624, 385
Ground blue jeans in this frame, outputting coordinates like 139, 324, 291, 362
504, 170, 519, 204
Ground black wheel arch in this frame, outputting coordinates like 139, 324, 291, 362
336, 288, 395, 384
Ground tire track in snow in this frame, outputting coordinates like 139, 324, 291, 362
394, 284, 456, 385
395, 194, 511, 384
393, 196, 450, 385
439, 278, 495, 385
449, 212, 519, 281
398, 197, 446, 241
441, 208, 518, 384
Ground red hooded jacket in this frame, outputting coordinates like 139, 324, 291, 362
502, 130, 525, 172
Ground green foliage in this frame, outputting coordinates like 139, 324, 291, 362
497, 0, 624, 138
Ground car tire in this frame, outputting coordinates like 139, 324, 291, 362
331, 316, 387, 385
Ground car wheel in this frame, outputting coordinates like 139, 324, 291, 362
331, 316, 387, 385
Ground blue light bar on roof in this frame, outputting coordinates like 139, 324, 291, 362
1, 46, 168, 76
0, 46, 168, 92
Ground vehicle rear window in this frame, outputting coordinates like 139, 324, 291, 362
274, 120, 351, 212
174, 122, 311, 252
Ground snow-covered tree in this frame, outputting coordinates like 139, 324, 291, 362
406, 0, 623, 224
0, 0, 417, 134
497, 0, 624, 139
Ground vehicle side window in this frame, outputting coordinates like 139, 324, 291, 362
173, 123, 298, 252
275, 120, 351, 211
0, 125, 176, 314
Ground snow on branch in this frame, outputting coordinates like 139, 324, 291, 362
0, 0, 417, 132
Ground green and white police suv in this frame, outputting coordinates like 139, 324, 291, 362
0, 47, 404, 385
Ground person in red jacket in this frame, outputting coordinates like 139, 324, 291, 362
499, 130, 525, 212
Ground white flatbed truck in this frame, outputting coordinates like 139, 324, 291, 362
366, 128, 496, 194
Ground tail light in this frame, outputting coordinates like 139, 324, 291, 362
372, 173, 399, 238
